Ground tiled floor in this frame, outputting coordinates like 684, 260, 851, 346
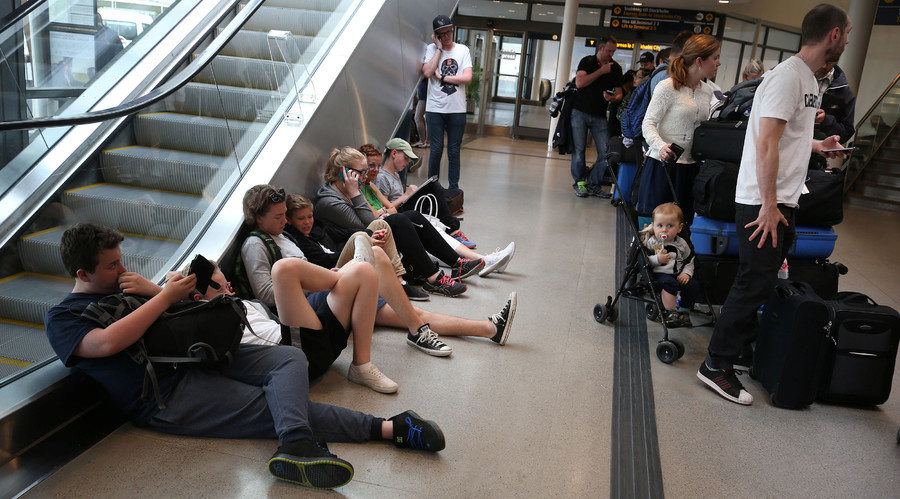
25, 136, 900, 497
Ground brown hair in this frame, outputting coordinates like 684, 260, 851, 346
652, 202, 684, 224
242, 184, 285, 227
801, 4, 849, 46
324, 147, 366, 184
60, 223, 124, 277
285, 193, 313, 217
358, 143, 381, 159
668, 34, 720, 90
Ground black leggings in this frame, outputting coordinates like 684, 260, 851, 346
398, 182, 461, 233
383, 211, 459, 279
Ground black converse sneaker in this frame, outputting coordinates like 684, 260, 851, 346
697, 361, 753, 405
407, 324, 452, 357
390, 410, 446, 451
489, 292, 517, 345
268, 439, 354, 489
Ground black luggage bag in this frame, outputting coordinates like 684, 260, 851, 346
693, 160, 738, 222
817, 292, 900, 405
692, 120, 747, 164
751, 280, 832, 409
797, 168, 845, 226
694, 255, 845, 305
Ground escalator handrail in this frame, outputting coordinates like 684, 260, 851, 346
0, 0, 267, 132
0, 0, 48, 36
852, 71, 900, 132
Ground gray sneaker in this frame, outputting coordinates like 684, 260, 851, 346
407, 324, 452, 357
402, 282, 430, 301
575, 181, 588, 198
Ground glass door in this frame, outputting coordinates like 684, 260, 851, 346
513, 33, 559, 139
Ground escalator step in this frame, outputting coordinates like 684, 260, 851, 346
101, 146, 236, 196
0, 319, 54, 377
193, 55, 292, 92
174, 83, 283, 122
241, 6, 332, 36
262, 0, 347, 12
19, 227, 183, 280
133, 112, 264, 158
0, 274, 73, 325
61, 184, 207, 241
218, 29, 316, 62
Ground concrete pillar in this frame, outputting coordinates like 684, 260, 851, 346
842, 0, 878, 96
548, 0, 579, 149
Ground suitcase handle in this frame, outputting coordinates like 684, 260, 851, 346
774, 280, 816, 301
831, 291, 878, 307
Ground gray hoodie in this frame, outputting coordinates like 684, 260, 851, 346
314, 183, 376, 230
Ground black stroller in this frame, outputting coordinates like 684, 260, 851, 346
593, 152, 716, 363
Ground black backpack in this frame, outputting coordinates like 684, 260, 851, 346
692, 159, 739, 222
79, 293, 251, 409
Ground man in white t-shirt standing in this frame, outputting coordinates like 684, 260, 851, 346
421, 14, 472, 191
698, 4, 851, 406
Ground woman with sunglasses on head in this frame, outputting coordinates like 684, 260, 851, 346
239, 184, 399, 394
315, 147, 480, 297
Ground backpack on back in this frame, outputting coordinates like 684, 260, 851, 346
620, 65, 668, 141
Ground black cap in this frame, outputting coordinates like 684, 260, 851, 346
639, 51, 654, 63
433, 15, 453, 32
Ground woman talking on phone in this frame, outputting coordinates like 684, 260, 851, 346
636, 34, 721, 228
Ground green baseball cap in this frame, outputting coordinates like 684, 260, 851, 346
384, 138, 418, 161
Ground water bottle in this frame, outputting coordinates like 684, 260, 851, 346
778, 258, 789, 279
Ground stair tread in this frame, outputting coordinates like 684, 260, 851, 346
0, 273, 73, 304
64, 183, 206, 211
0, 319, 54, 365
135, 111, 266, 129
102, 146, 232, 165
22, 227, 183, 258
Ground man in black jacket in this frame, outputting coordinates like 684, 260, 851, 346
809, 62, 855, 169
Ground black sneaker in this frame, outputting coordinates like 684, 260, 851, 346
489, 292, 517, 345
402, 282, 430, 301
588, 187, 612, 199
390, 410, 446, 451
697, 362, 753, 405
407, 324, 452, 357
268, 439, 354, 489
422, 271, 467, 297
450, 258, 485, 280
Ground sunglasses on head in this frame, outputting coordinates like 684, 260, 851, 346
268, 188, 286, 203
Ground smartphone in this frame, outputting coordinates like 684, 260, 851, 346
821, 147, 855, 153
604, 89, 615, 95
188, 254, 217, 295
667, 143, 685, 164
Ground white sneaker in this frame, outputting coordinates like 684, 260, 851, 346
348, 362, 398, 393
479, 241, 515, 276
352, 235, 375, 265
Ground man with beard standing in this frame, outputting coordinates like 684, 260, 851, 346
697, 4, 852, 405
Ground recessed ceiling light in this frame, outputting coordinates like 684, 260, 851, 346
719, 0, 729, 3
633, 2, 642, 5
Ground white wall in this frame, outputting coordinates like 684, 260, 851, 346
854, 25, 900, 126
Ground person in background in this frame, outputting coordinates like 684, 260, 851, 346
421, 14, 472, 191
570, 34, 623, 199
412, 79, 430, 149
639, 51, 655, 71
741, 59, 765, 81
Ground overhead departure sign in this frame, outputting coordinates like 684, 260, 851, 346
610, 4, 716, 36
875, 0, 900, 25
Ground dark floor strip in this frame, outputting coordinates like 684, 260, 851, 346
610, 207, 664, 498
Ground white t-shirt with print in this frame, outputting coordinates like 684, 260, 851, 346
736, 56, 819, 207
422, 42, 472, 114
241, 301, 284, 346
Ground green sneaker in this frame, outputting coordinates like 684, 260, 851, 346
575, 181, 588, 198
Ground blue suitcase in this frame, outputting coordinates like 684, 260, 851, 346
613, 161, 637, 202
691, 216, 837, 258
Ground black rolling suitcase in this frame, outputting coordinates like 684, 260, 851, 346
691, 120, 747, 164
694, 255, 845, 304
751, 280, 832, 409
817, 292, 900, 405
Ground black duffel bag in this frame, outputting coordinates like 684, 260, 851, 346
692, 120, 747, 164
797, 168, 844, 226
693, 159, 738, 222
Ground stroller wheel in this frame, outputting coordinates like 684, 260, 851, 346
646, 303, 660, 321
656, 341, 678, 364
593, 303, 612, 323
671, 338, 685, 359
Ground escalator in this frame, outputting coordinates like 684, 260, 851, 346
0, 0, 355, 385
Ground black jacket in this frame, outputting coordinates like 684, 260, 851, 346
815, 65, 856, 143
284, 222, 370, 269
552, 80, 577, 154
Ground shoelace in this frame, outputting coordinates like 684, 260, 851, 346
438, 274, 458, 286
456, 232, 471, 242
490, 301, 510, 325
418, 328, 448, 349
404, 416, 426, 449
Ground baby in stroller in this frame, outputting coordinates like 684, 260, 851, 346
640, 203, 700, 328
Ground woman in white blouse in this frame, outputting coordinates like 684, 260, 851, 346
636, 34, 721, 226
